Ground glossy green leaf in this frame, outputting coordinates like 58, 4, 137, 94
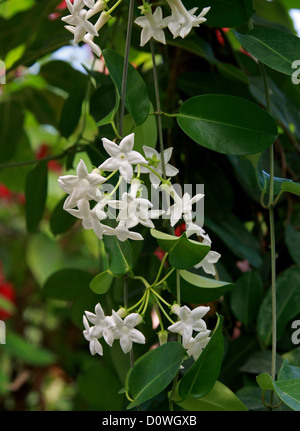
278, 360, 300, 381
0, 101, 25, 163
175, 380, 248, 411
168, 270, 234, 303
102, 236, 134, 276
202, 0, 254, 28
126, 342, 186, 409
89, 270, 114, 294
5, 331, 55, 366
230, 271, 264, 326
257, 266, 300, 346
256, 373, 274, 391
234, 28, 300, 76
102, 49, 150, 126
58, 82, 86, 138
49, 195, 77, 236
281, 181, 300, 197
43, 268, 92, 301
150, 229, 210, 269
25, 161, 48, 233
177, 95, 278, 156
285, 225, 300, 266
179, 314, 224, 399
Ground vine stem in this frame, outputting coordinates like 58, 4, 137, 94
118, 0, 135, 138
150, 39, 167, 180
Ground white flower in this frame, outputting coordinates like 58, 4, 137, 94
166, 191, 204, 227
58, 160, 105, 209
111, 311, 146, 354
138, 146, 178, 188
85, 303, 115, 346
134, 7, 171, 47
62, 0, 99, 43
166, 0, 210, 39
185, 222, 210, 240
168, 304, 210, 347
83, 315, 103, 356
108, 190, 153, 229
66, 198, 115, 239
194, 237, 221, 276
114, 220, 144, 242
99, 133, 147, 183
186, 330, 211, 361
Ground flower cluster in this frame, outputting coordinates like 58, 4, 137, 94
135, 0, 211, 46
62, 0, 211, 55
83, 303, 145, 355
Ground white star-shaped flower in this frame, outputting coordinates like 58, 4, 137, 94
134, 7, 171, 47
108, 190, 153, 228
138, 145, 178, 188
98, 133, 147, 183
83, 315, 103, 356
85, 303, 115, 347
168, 304, 210, 347
62, 0, 99, 43
111, 311, 145, 354
66, 198, 115, 239
166, 0, 210, 39
58, 159, 105, 209
186, 330, 211, 361
166, 191, 204, 227
194, 237, 221, 276
113, 220, 144, 242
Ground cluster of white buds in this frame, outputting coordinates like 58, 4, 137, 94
134, 0, 211, 47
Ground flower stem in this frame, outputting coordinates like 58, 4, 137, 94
150, 39, 167, 180
151, 252, 169, 286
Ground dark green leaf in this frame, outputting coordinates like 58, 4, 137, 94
201, 0, 254, 28
179, 314, 224, 399
0, 102, 25, 163
285, 225, 300, 266
102, 49, 150, 126
177, 95, 278, 156
43, 268, 93, 301
58, 82, 87, 138
230, 271, 264, 326
126, 342, 186, 408
234, 28, 300, 76
50, 195, 77, 236
25, 162, 48, 233
102, 236, 134, 276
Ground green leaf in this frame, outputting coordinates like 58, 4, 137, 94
43, 268, 93, 301
285, 225, 300, 266
78, 365, 124, 410
256, 373, 274, 391
58, 81, 87, 138
102, 49, 150, 126
5, 331, 55, 366
150, 229, 210, 270
278, 360, 300, 381
257, 266, 300, 346
49, 195, 77, 236
123, 103, 157, 153
281, 181, 300, 197
25, 162, 48, 233
174, 380, 248, 411
0, 101, 25, 163
234, 28, 300, 76
230, 271, 264, 326
177, 95, 278, 156
179, 314, 224, 399
126, 342, 186, 409
202, 0, 254, 28
102, 236, 134, 276
89, 270, 114, 294
168, 270, 234, 303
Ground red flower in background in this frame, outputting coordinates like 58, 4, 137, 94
36, 144, 62, 174
0, 263, 16, 321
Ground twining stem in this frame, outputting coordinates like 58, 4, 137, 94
118, 0, 135, 137
150, 39, 167, 180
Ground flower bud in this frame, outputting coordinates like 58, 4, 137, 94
170, 303, 180, 316
116, 307, 127, 318
158, 330, 168, 346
